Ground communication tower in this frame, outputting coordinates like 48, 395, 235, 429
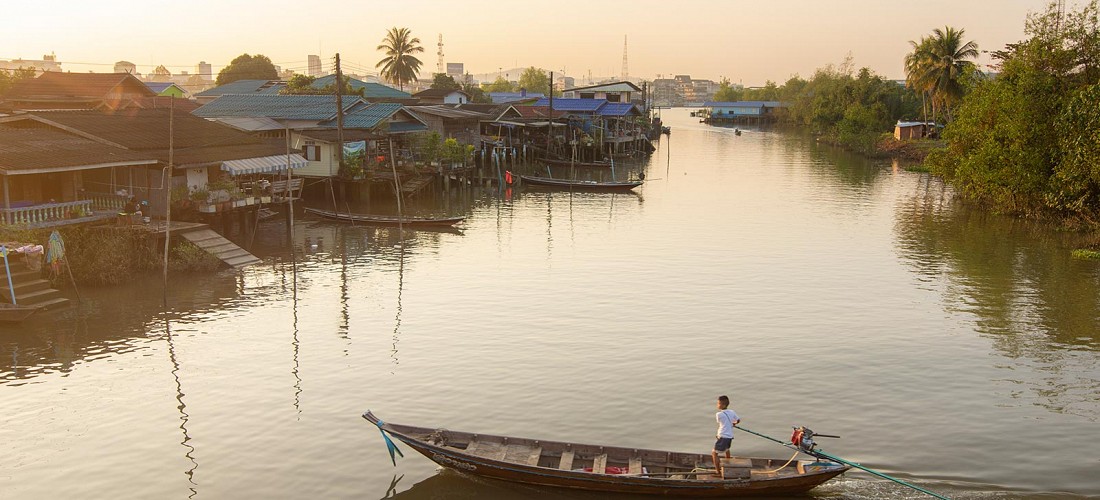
621, 35, 629, 81
437, 34, 445, 75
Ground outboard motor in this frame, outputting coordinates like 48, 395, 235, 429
791, 426, 840, 454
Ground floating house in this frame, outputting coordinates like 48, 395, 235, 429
701, 101, 787, 124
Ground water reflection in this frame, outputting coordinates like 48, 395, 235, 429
894, 174, 1100, 419
384, 470, 613, 500
162, 317, 198, 498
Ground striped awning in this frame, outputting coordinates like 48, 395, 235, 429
221, 154, 308, 176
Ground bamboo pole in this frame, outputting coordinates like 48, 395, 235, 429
162, 96, 174, 307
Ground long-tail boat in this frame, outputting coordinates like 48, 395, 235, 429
520, 175, 643, 191
304, 207, 464, 227
363, 411, 850, 497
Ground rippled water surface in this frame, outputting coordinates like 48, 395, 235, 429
3, 109, 1100, 499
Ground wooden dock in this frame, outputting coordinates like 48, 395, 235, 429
178, 228, 262, 269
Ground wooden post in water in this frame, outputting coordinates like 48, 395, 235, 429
285, 122, 294, 240
162, 96, 174, 306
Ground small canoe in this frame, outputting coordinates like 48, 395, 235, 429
363, 411, 850, 497
520, 175, 642, 191
0, 303, 38, 323
304, 207, 464, 227
545, 158, 615, 168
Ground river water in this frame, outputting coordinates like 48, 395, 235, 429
3, 108, 1099, 499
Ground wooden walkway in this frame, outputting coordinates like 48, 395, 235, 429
179, 229, 262, 269
0, 257, 69, 311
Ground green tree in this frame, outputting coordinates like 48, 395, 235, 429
517, 67, 550, 96
215, 54, 278, 86
0, 67, 36, 96
430, 73, 460, 90
281, 74, 363, 96
486, 76, 515, 93
461, 73, 491, 103
376, 27, 424, 91
712, 78, 742, 102
904, 27, 978, 121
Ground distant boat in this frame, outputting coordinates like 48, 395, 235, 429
520, 175, 642, 191
363, 410, 851, 497
304, 207, 464, 227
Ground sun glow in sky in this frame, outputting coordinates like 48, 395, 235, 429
3, 0, 1043, 84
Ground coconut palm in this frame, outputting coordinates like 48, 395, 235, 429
906, 26, 979, 122
376, 27, 424, 91
904, 37, 936, 123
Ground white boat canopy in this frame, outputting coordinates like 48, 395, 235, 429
221, 154, 308, 176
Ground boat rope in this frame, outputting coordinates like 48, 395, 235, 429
760, 450, 801, 474
373, 419, 404, 466
737, 426, 951, 500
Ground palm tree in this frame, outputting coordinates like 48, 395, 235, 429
376, 27, 424, 91
907, 26, 979, 123
904, 37, 936, 123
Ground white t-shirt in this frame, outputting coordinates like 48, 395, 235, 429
715, 409, 740, 438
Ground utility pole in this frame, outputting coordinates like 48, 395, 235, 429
547, 71, 553, 157
335, 53, 345, 168
162, 97, 174, 307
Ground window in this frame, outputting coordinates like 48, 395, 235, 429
303, 145, 321, 162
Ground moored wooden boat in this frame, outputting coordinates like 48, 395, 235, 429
0, 303, 38, 323
545, 158, 615, 168
363, 411, 850, 497
520, 175, 643, 191
304, 207, 464, 227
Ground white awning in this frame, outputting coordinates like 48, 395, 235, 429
221, 154, 308, 176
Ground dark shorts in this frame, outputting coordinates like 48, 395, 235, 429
713, 437, 733, 452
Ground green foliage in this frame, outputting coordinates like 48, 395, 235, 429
431, 73, 460, 90
413, 132, 443, 164
169, 241, 222, 273
929, 0, 1100, 218
904, 26, 979, 121
460, 73, 491, 103
215, 54, 278, 86
517, 67, 550, 96
0, 67, 36, 97
376, 27, 424, 90
1071, 248, 1100, 260
712, 78, 741, 102
281, 74, 364, 96
441, 138, 473, 164
485, 76, 515, 93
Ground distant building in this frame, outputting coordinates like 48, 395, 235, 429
562, 81, 641, 103
650, 74, 718, 107
308, 55, 323, 77
0, 72, 156, 111
412, 88, 470, 105
196, 61, 212, 81
446, 62, 464, 79
0, 53, 63, 75
114, 61, 137, 75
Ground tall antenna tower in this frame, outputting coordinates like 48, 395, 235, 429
436, 34, 445, 75
621, 35, 629, 81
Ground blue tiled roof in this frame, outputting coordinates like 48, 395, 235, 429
144, 82, 176, 93
193, 94, 364, 120
195, 79, 285, 97
597, 102, 639, 117
532, 98, 607, 112
490, 92, 545, 103
311, 75, 412, 99
321, 102, 403, 129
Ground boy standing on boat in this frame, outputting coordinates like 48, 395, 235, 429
712, 395, 741, 478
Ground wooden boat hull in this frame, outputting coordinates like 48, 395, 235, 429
0, 304, 38, 322
364, 411, 849, 497
545, 158, 614, 168
520, 175, 642, 191
304, 207, 464, 227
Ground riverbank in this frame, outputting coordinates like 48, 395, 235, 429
0, 225, 222, 287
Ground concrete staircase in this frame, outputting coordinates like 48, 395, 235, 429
0, 257, 70, 310
179, 229, 262, 269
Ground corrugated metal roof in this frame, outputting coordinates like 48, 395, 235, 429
597, 102, 639, 117
322, 102, 403, 129
407, 105, 490, 120
311, 75, 412, 99
388, 122, 428, 133
211, 116, 285, 132
532, 98, 607, 112
0, 125, 158, 174
193, 94, 364, 120
490, 92, 545, 103
144, 82, 178, 94
221, 154, 307, 176
195, 79, 285, 97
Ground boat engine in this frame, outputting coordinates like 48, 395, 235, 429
791, 426, 840, 453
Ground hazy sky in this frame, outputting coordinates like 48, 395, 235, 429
2, 0, 1047, 85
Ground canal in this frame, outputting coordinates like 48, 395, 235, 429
3, 108, 1098, 499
